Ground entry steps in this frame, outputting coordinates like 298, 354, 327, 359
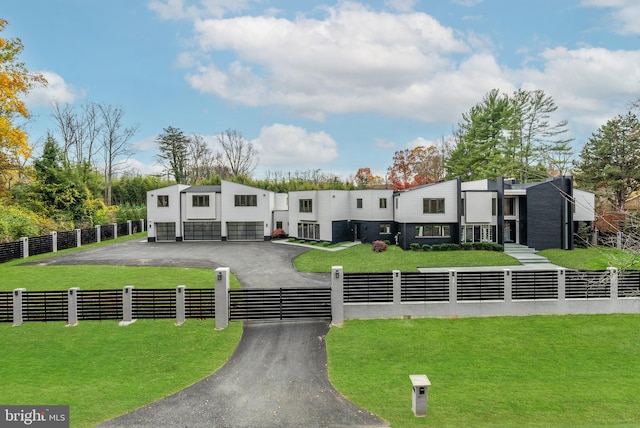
503, 243, 553, 265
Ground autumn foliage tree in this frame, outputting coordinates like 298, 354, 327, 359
0, 19, 46, 194
386, 146, 446, 190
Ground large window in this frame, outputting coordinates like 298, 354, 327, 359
379, 198, 387, 209
415, 224, 450, 238
379, 223, 391, 234
157, 195, 169, 207
423, 198, 445, 214
298, 222, 320, 240
299, 199, 313, 213
235, 194, 257, 207
460, 225, 496, 243
504, 198, 515, 216
192, 195, 209, 207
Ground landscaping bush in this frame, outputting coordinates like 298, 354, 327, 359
383, 240, 391, 245
472, 242, 503, 252
432, 243, 461, 251
410, 243, 421, 251
270, 228, 286, 239
372, 240, 388, 252
421, 244, 431, 251
462, 243, 474, 250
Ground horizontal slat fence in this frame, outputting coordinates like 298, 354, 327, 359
132, 289, 176, 319
23, 291, 68, 322
185, 289, 216, 319
0, 291, 12, 322
344, 273, 393, 303
457, 272, 504, 301
229, 288, 331, 321
28, 235, 52, 257
565, 270, 611, 299
512, 271, 558, 300
77, 290, 123, 321
0, 241, 22, 263
618, 271, 640, 297
401, 272, 449, 302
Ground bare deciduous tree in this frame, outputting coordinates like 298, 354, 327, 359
217, 129, 258, 177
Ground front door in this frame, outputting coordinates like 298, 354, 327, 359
504, 220, 516, 243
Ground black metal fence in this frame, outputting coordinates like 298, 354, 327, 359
229, 287, 331, 321
0, 220, 146, 264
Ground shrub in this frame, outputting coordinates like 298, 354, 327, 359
410, 243, 421, 251
462, 243, 473, 251
372, 240, 388, 252
319, 241, 331, 247
383, 240, 391, 245
270, 228, 286, 239
421, 244, 431, 251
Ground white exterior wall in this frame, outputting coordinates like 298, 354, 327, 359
349, 190, 394, 220
574, 189, 595, 222
394, 180, 459, 223
147, 184, 188, 239
460, 179, 491, 191
220, 180, 274, 237
184, 191, 219, 220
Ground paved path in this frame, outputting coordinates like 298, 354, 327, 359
33, 240, 388, 427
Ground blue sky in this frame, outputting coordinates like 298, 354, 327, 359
4, 0, 640, 180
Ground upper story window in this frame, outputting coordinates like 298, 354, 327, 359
157, 195, 169, 207
192, 195, 209, 207
299, 199, 313, 213
423, 198, 445, 214
235, 195, 257, 207
356, 198, 363, 209
379, 198, 387, 209
504, 198, 515, 216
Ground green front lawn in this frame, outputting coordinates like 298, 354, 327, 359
540, 247, 640, 270
327, 315, 640, 427
293, 243, 519, 272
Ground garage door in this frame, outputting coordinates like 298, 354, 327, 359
155, 222, 176, 242
227, 222, 264, 241
184, 222, 221, 240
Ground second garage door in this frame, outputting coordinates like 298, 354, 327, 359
227, 222, 264, 241
184, 222, 221, 240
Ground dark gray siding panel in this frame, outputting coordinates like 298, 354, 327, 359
526, 177, 573, 250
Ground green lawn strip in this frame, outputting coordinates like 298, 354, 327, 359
0, 319, 242, 428
294, 243, 519, 272
539, 247, 640, 270
326, 315, 640, 427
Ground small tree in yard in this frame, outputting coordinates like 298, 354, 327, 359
372, 240, 388, 252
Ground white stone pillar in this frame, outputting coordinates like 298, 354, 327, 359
176, 285, 186, 326
215, 268, 230, 330
12, 288, 26, 327
331, 266, 344, 326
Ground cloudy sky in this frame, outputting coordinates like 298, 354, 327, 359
4, 0, 640, 179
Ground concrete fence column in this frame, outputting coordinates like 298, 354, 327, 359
127, 220, 132, 235
113, 223, 118, 240
120, 286, 135, 326
331, 266, 344, 326
215, 267, 230, 330
503, 268, 512, 303
20, 237, 28, 259
50, 231, 58, 253
608, 267, 618, 301
95, 225, 101, 243
12, 288, 26, 327
393, 270, 402, 308
449, 269, 457, 315
557, 268, 566, 312
140, 219, 145, 232
617, 232, 622, 249
68, 287, 80, 326
75, 229, 81, 247
176, 285, 186, 326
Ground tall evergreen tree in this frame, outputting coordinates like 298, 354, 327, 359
156, 126, 189, 184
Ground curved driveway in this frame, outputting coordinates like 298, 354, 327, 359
35, 240, 388, 427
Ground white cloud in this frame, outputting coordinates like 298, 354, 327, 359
252, 124, 338, 169
24, 71, 81, 108
581, 0, 640, 35
149, 0, 256, 20
384, 0, 418, 12
451, 0, 484, 6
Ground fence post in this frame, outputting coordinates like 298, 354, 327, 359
12, 288, 26, 327
503, 268, 512, 303
608, 267, 618, 301
68, 287, 80, 326
20, 237, 29, 259
113, 223, 118, 240
215, 267, 230, 330
75, 229, 81, 247
120, 286, 136, 326
176, 285, 186, 326
331, 266, 344, 326
617, 232, 622, 249
557, 268, 566, 311
140, 219, 145, 232
50, 231, 58, 253
127, 220, 132, 235
95, 225, 101, 243
449, 269, 457, 315
393, 270, 402, 309
593, 229, 598, 246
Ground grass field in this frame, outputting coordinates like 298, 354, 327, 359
293, 243, 519, 272
327, 315, 640, 427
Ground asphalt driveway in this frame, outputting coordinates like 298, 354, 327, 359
33, 240, 388, 427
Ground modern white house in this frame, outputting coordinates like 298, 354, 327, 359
147, 176, 595, 250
